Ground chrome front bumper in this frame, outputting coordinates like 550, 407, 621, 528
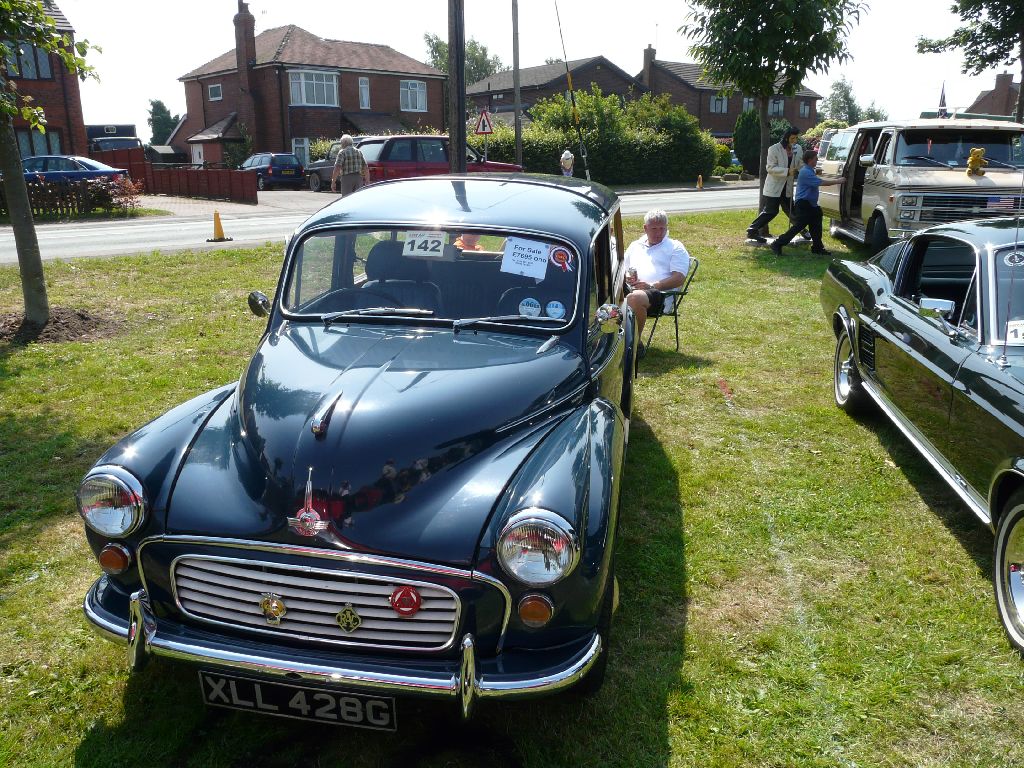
84, 579, 601, 718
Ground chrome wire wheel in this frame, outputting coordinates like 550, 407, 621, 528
994, 494, 1024, 654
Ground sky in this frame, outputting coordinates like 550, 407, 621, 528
53, 0, 1018, 143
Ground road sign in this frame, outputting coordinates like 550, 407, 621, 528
475, 111, 494, 135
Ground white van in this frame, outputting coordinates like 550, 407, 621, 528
818, 118, 1024, 250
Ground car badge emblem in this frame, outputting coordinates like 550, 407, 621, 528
287, 467, 330, 537
335, 604, 362, 633
259, 593, 287, 626
389, 585, 422, 618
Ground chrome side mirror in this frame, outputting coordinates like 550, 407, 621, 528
858, 154, 876, 168
248, 290, 271, 317
596, 303, 622, 334
919, 297, 957, 337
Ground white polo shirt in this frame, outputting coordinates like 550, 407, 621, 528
624, 235, 690, 285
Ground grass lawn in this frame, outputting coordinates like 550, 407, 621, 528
1, 210, 1023, 767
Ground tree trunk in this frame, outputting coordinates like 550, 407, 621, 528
1016, 37, 1024, 124
0, 116, 49, 330
756, 97, 772, 233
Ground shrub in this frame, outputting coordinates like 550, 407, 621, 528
714, 142, 732, 169
110, 175, 145, 215
310, 137, 336, 162
713, 166, 726, 176
733, 109, 760, 173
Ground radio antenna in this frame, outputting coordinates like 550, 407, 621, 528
553, 0, 590, 181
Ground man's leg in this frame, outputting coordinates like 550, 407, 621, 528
808, 207, 829, 253
747, 195, 782, 240
626, 289, 651, 339
771, 201, 811, 253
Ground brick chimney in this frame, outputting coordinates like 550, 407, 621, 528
994, 72, 1016, 114
234, 0, 257, 140
642, 45, 656, 87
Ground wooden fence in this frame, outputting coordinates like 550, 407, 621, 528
90, 148, 258, 204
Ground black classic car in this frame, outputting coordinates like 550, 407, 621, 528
820, 217, 1024, 652
79, 174, 636, 728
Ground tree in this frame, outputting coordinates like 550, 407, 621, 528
917, 0, 1024, 122
1, 0, 96, 330
820, 76, 861, 123
147, 99, 179, 145
680, 0, 866, 208
732, 109, 761, 171
423, 33, 507, 85
861, 101, 888, 121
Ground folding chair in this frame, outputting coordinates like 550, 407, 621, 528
645, 258, 699, 351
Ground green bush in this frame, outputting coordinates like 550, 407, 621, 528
310, 137, 337, 162
715, 143, 732, 168
733, 109, 760, 173
469, 87, 717, 185
713, 166, 726, 176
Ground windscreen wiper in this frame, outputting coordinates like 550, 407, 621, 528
323, 307, 434, 327
452, 315, 564, 332
981, 157, 1018, 169
899, 155, 949, 168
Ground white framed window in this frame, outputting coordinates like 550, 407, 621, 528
359, 77, 370, 110
769, 97, 785, 117
289, 70, 339, 107
208, 83, 223, 101
799, 101, 811, 118
742, 97, 755, 112
400, 80, 427, 112
292, 138, 309, 165
710, 95, 728, 114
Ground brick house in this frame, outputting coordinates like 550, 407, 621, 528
169, 1, 445, 165
5, 1, 88, 158
466, 57, 646, 121
966, 72, 1021, 118
637, 46, 821, 138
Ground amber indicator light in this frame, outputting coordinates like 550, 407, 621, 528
518, 594, 554, 628
98, 544, 131, 575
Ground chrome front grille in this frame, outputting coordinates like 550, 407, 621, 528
919, 193, 1024, 223
171, 555, 460, 650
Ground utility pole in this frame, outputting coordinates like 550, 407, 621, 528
447, 0, 467, 174
512, 0, 523, 167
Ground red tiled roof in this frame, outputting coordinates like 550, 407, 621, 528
180, 25, 443, 80
43, 1, 74, 34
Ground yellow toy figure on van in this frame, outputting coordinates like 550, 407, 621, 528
967, 147, 988, 176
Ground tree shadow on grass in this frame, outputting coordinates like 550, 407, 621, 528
73, 416, 687, 768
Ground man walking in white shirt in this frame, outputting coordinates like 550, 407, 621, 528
624, 209, 691, 348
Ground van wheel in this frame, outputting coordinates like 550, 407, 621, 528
868, 215, 889, 253
308, 173, 321, 192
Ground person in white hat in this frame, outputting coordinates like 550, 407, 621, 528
560, 150, 574, 177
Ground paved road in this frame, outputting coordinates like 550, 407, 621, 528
0, 186, 758, 263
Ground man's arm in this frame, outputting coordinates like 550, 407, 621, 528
765, 145, 788, 178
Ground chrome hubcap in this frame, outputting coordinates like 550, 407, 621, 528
1002, 518, 1024, 632
835, 336, 854, 401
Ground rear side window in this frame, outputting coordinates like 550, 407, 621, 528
386, 140, 414, 162
358, 141, 385, 161
824, 131, 854, 162
417, 139, 447, 163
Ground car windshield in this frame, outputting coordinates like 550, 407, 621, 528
994, 245, 1024, 343
895, 129, 1024, 168
284, 227, 581, 328
75, 157, 116, 171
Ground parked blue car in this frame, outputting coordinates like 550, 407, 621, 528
78, 174, 636, 728
239, 152, 305, 190
21, 155, 127, 182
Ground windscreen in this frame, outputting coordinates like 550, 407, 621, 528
994, 245, 1024, 343
895, 129, 1024, 168
284, 227, 581, 327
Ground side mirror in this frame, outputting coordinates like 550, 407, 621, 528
919, 297, 957, 337
858, 154, 876, 168
596, 303, 622, 334
248, 290, 271, 317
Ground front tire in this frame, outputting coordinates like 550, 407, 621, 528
868, 214, 889, 253
994, 490, 1024, 654
257, 175, 266, 191
308, 173, 322, 192
833, 325, 870, 415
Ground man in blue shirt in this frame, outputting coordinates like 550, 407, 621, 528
770, 150, 844, 256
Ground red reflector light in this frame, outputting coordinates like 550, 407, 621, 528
98, 543, 132, 575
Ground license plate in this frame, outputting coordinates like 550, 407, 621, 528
281, 169, 295, 175
198, 671, 396, 730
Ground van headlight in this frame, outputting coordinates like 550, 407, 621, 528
900, 195, 920, 207
497, 508, 579, 586
76, 466, 147, 537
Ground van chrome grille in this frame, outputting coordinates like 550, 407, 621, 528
171, 555, 460, 650
919, 193, 1024, 223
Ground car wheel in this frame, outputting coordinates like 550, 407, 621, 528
257, 175, 266, 191
994, 489, 1024, 655
575, 563, 615, 696
833, 325, 870, 415
308, 173, 322, 192
868, 214, 889, 253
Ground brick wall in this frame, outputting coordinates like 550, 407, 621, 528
10, 47, 88, 155
967, 73, 1020, 117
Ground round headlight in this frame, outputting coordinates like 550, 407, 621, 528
76, 466, 146, 537
497, 508, 579, 587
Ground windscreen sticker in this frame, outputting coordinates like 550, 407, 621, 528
1004, 251, 1024, 268
402, 231, 447, 259
545, 300, 566, 319
1006, 320, 1024, 345
500, 237, 549, 279
549, 246, 574, 272
518, 297, 542, 317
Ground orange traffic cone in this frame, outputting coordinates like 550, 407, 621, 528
207, 210, 233, 242
697, 174, 704, 190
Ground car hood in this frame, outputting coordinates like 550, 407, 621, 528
166, 323, 587, 565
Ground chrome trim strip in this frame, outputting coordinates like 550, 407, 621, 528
83, 582, 601, 702
459, 634, 476, 718
861, 378, 991, 525
495, 385, 585, 434
467, 569, 512, 649
168, 553, 462, 652
82, 581, 129, 645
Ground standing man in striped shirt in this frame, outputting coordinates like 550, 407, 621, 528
330, 135, 370, 196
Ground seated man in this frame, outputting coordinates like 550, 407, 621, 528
624, 209, 690, 347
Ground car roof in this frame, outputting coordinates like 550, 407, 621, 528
841, 118, 1024, 132
298, 174, 618, 252
917, 218, 1024, 247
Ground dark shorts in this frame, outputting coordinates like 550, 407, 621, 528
642, 288, 666, 317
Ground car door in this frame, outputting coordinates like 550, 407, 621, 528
861, 130, 895, 224
588, 219, 625, 410
22, 157, 46, 179
868, 235, 974, 453
818, 131, 852, 219
379, 139, 416, 180
415, 138, 449, 176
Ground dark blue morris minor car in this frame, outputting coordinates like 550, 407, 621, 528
79, 175, 636, 728
821, 217, 1024, 654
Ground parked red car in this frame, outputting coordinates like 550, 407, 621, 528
306, 135, 522, 191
